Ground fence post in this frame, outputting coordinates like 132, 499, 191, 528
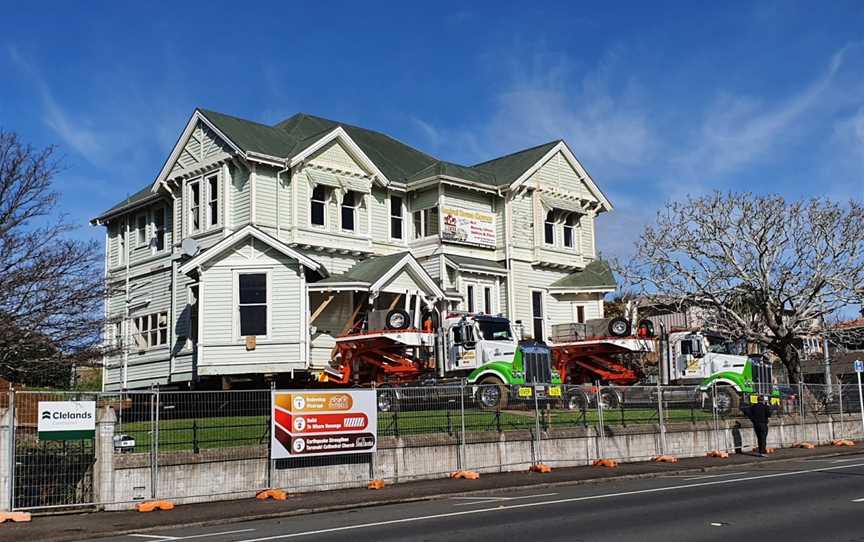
458, 381, 466, 471
657, 386, 667, 456
798, 381, 805, 444
837, 382, 844, 440
595, 384, 606, 459
7, 390, 16, 511
94, 405, 116, 508
0, 392, 12, 512
533, 383, 542, 466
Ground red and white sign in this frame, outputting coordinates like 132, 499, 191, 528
271, 390, 377, 458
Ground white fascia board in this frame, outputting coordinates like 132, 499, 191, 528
547, 287, 616, 295
370, 254, 446, 300
407, 176, 498, 195
178, 224, 324, 275
442, 256, 508, 277
507, 141, 613, 212
288, 126, 390, 187
246, 151, 287, 168
307, 282, 370, 291
150, 110, 244, 194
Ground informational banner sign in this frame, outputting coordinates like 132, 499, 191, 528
271, 390, 377, 458
854, 360, 863, 373
37, 401, 96, 441
441, 207, 496, 248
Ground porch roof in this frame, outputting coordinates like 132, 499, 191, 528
548, 259, 616, 291
309, 252, 445, 299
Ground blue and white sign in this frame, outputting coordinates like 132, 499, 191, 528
854, 360, 864, 373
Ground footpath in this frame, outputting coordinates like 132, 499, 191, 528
3, 445, 862, 542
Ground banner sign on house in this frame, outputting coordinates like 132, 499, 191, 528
37, 401, 96, 441
271, 390, 377, 458
441, 207, 496, 248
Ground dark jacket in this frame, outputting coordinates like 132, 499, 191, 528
744, 402, 771, 425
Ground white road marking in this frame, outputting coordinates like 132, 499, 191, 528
832, 458, 864, 463
682, 471, 748, 481
232, 462, 864, 541
851, 497, 864, 502
130, 529, 255, 541
451, 493, 559, 506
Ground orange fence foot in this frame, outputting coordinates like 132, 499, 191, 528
256, 489, 288, 500
592, 459, 618, 468
794, 442, 815, 449
832, 439, 855, 447
751, 447, 776, 454
135, 500, 175, 512
367, 480, 386, 490
529, 464, 552, 473
451, 470, 480, 480
0, 512, 32, 523
653, 455, 678, 463
706, 450, 729, 458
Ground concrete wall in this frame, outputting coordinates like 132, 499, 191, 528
90, 413, 864, 510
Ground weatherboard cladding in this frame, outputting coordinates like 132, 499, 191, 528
549, 259, 616, 290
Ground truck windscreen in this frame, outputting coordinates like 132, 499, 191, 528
478, 320, 513, 341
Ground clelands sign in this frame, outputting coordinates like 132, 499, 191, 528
37, 401, 96, 441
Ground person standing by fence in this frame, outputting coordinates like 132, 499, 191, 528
743, 395, 771, 456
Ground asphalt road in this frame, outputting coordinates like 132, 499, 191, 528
97, 453, 864, 542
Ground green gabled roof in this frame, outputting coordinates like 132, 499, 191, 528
444, 254, 507, 271
472, 140, 561, 187
314, 252, 411, 285
198, 109, 295, 158
405, 160, 496, 186
549, 259, 616, 290
91, 184, 162, 223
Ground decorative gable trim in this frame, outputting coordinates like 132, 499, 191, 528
371, 253, 445, 299
289, 127, 390, 187
508, 141, 613, 212
151, 110, 243, 194
178, 224, 324, 275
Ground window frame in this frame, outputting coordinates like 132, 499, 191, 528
412, 205, 440, 239
310, 184, 328, 228
135, 212, 148, 248
188, 179, 202, 234
389, 194, 404, 240
531, 290, 545, 342
117, 220, 126, 266
340, 190, 357, 232
234, 270, 271, 340
206, 173, 219, 228
466, 284, 476, 313
484, 286, 493, 315
151, 205, 167, 254
132, 311, 169, 351
544, 210, 556, 246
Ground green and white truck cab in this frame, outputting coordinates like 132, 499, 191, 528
665, 331, 780, 412
442, 314, 562, 409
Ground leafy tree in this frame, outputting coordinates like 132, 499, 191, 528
620, 191, 864, 383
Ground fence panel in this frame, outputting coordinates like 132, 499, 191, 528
11, 391, 98, 511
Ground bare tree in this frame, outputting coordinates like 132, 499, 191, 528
0, 130, 105, 386
619, 191, 864, 384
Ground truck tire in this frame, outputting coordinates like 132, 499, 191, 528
476, 376, 509, 411
608, 317, 631, 337
564, 388, 589, 411
599, 387, 621, 409
377, 388, 400, 413
713, 386, 740, 415
385, 309, 411, 330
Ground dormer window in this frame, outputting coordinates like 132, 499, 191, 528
207, 174, 219, 228
189, 180, 201, 233
311, 185, 328, 227
563, 213, 579, 249
544, 210, 555, 245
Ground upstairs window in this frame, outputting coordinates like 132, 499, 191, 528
412, 206, 440, 239
466, 284, 475, 313
133, 311, 168, 350
341, 191, 357, 232
563, 213, 579, 249
136, 213, 148, 247
484, 287, 493, 314
207, 174, 219, 228
152, 206, 166, 252
544, 210, 555, 245
238, 273, 268, 337
117, 221, 126, 266
390, 195, 404, 239
311, 185, 328, 227
189, 180, 201, 233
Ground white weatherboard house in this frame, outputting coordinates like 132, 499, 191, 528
91, 109, 616, 391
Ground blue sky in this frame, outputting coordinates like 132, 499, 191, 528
2, 1, 863, 259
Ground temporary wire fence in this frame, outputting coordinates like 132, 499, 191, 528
2, 382, 863, 512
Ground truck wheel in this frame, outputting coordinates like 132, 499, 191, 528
385, 309, 411, 330
599, 387, 621, 409
564, 389, 589, 411
476, 377, 509, 411
377, 388, 400, 413
713, 386, 739, 415
608, 317, 631, 337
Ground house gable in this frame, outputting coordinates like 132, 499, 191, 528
168, 121, 235, 179
307, 140, 371, 177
